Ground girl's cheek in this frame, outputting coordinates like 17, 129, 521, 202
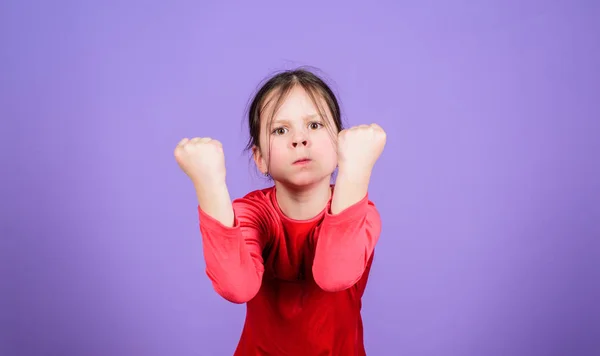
270, 147, 286, 163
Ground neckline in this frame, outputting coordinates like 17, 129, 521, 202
269, 184, 334, 224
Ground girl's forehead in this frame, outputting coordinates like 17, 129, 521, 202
262, 87, 330, 122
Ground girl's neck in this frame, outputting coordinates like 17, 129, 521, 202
274, 178, 332, 221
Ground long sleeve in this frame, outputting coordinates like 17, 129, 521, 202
311, 194, 381, 292
198, 196, 271, 304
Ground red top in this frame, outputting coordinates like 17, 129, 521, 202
197, 185, 382, 355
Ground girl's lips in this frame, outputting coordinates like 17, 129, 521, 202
293, 158, 311, 165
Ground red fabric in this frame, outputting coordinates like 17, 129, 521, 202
197, 185, 382, 355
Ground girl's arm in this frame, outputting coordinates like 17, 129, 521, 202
311, 170, 382, 292
312, 122, 386, 292
195, 183, 268, 304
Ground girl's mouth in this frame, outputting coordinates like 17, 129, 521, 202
293, 158, 312, 165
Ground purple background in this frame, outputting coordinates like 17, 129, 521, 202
2, 1, 599, 355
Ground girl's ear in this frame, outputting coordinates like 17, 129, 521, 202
252, 145, 268, 175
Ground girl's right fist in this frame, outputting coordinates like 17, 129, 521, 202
174, 137, 226, 186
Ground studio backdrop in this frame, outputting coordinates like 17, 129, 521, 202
2, 1, 599, 355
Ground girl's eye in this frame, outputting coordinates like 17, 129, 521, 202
272, 127, 287, 135
309, 122, 323, 130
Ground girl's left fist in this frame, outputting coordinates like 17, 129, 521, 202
337, 123, 387, 173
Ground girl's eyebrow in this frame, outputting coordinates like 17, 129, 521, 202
272, 114, 321, 125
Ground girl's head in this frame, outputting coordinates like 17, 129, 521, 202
246, 68, 344, 187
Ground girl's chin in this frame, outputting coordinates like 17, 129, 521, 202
273, 171, 334, 189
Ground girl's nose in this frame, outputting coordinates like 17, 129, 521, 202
292, 139, 308, 147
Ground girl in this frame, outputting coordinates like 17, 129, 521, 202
174, 68, 386, 355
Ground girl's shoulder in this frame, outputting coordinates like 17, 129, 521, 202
236, 186, 276, 205
231, 186, 279, 223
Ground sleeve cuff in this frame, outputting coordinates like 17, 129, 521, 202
198, 205, 240, 235
323, 193, 370, 225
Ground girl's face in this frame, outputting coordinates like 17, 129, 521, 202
253, 85, 339, 188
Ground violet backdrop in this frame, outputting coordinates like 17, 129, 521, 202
1, 1, 599, 355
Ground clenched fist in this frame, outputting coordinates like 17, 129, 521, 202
174, 137, 226, 187
337, 123, 387, 175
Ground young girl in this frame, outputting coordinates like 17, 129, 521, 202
174, 68, 386, 355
